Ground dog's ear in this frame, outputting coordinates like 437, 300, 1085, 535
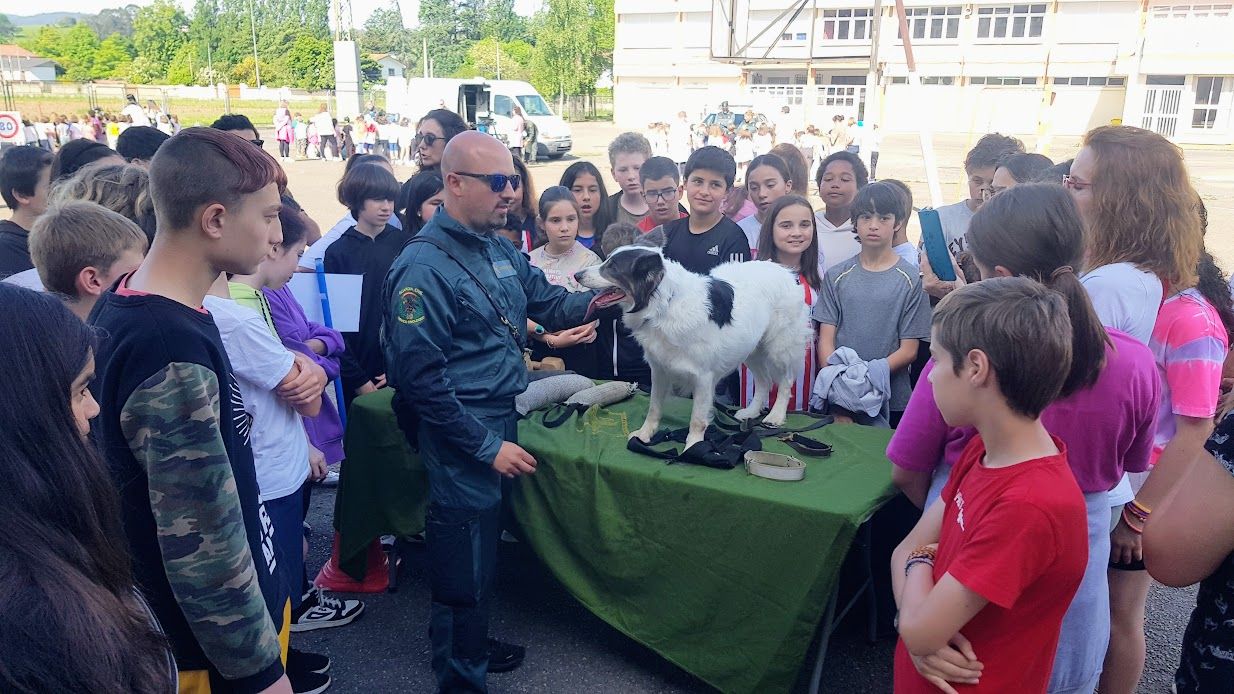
634, 225, 667, 249
628, 251, 665, 313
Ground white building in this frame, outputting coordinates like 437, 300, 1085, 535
0, 55, 59, 83
613, 0, 1234, 144
372, 53, 408, 80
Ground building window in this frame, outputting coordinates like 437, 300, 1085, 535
976, 4, 1047, 39
1146, 74, 1186, 85
387, 67, 396, 76
780, 32, 809, 41
970, 76, 1039, 85
1053, 76, 1127, 86
900, 6, 962, 40
1192, 76, 1231, 129
821, 9, 874, 41
890, 76, 908, 84
1152, 4, 1232, 18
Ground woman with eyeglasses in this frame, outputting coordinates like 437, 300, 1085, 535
415, 109, 470, 173
1066, 125, 1208, 694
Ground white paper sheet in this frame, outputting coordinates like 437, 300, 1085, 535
288, 272, 364, 332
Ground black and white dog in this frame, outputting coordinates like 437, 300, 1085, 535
575, 232, 809, 450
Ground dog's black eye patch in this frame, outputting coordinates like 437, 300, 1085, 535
707, 278, 735, 327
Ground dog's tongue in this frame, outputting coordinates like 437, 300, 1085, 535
585, 288, 624, 320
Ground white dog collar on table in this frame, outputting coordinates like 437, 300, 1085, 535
743, 451, 806, 481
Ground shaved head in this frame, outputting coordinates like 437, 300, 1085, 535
440, 131, 519, 233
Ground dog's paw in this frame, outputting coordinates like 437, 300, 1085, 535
684, 433, 705, 450
733, 406, 763, 421
762, 411, 787, 428
629, 427, 655, 444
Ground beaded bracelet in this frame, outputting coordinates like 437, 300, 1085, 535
1125, 499, 1151, 522
905, 556, 935, 576
1121, 506, 1145, 535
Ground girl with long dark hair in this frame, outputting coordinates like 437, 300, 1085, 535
397, 169, 445, 234
560, 161, 612, 255
0, 283, 174, 693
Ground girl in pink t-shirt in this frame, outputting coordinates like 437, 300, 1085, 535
888, 185, 1161, 693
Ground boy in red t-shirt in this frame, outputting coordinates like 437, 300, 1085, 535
891, 277, 1088, 693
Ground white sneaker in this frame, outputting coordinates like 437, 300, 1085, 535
291, 587, 365, 632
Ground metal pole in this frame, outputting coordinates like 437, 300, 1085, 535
247, 0, 262, 87
893, 0, 942, 206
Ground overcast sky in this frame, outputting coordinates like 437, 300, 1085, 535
15, 0, 541, 30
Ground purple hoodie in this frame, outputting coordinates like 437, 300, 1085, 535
263, 284, 346, 464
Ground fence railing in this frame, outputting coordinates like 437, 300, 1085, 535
555, 93, 614, 121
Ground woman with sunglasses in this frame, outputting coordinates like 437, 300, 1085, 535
415, 109, 470, 172
1067, 125, 1206, 694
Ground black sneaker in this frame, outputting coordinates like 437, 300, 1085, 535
286, 648, 332, 693
487, 639, 526, 674
287, 647, 331, 675
287, 669, 331, 694
291, 587, 365, 632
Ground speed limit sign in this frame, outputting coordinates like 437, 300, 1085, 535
0, 113, 26, 145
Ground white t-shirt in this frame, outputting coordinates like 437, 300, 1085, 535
299, 212, 403, 270
893, 242, 919, 268
737, 214, 762, 255
933, 200, 975, 258
122, 104, 151, 127
311, 111, 334, 138
814, 211, 861, 274
203, 296, 309, 502
1080, 262, 1164, 345
2, 268, 44, 290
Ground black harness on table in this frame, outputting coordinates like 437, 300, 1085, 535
621, 406, 834, 469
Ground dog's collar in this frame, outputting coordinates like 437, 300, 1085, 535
744, 451, 806, 481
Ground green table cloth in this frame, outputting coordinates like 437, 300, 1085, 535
335, 390, 896, 693
512, 395, 896, 694
334, 390, 429, 578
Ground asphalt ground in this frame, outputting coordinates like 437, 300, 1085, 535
298, 485, 1196, 693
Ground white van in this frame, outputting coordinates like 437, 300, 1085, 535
387, 77, 572, 159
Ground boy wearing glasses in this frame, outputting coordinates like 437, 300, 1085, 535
636, 156, 687, 233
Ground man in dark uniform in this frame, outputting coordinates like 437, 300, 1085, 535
383, 131, 595, 693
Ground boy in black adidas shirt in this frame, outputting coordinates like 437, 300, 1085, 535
661, 146, 750, 274
90, 128, 295, 693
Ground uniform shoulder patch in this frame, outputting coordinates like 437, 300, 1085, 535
397, 287, 426, 325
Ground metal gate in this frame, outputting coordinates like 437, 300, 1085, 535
1142, 86, 1182, 138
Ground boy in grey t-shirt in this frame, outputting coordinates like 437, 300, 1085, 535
814, 182, 931, 421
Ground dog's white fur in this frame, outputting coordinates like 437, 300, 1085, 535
577, 249, 810, 449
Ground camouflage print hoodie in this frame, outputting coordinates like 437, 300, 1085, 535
89, 277, 286, 693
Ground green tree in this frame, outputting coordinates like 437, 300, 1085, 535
93, 34, 136, 78
454, 37, 531, 81
87, 6, 139, 39
125, 55, 164, 84
479, 0, 531, 43
0, 14, 17, 42
165, 43, 203, 84
133, 0, 189, 74
60, 23, 102, 82
283, 33, 334, 90
531, 0, 612, 100
419, 0, 469, 77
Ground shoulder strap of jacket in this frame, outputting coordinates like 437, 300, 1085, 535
406, 236, 525, 349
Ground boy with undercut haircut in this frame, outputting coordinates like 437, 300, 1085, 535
90, 127, 293, 693
891, 278, 1087, 694
29, 200, 147, 320
636, 155, 686, 233
0, 145, 54, 277
661, 145, 750, 275
605, 131, 653, 227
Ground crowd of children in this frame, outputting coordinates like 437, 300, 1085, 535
1, 100, 1233, 694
